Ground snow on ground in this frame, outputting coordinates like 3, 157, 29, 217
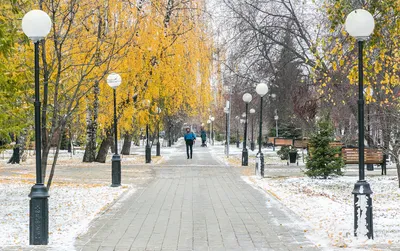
209, 143, 400, 249
244, 175, 400, 250
0, 181, 130, 249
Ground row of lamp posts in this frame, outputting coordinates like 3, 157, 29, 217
22, 9, 168, 244
22, 6, 374, 246
229, 8, 376, 239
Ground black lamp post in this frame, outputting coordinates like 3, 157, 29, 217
211, 116, 215, 145
235, 116, 240, 148
207, 119, 211, 144
274, 114, 278, 151
144, 100, 151, 163
345, 9, 375, 239
242, 93, 252, 166
250, 108, 255, 151
256, 83, 268, 177
107, 73, 122, 187
156, 107, 161, 156
224, 107, 229, 155
22, 10, 52, 245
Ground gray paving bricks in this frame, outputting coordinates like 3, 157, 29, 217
75, 146, 319, 251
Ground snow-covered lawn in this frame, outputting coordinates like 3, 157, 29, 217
0, 181, 130, 249
244, 175, 400, 250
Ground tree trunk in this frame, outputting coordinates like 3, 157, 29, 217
83, 121, 96, 162
121, 133, 132, 155
95, 128, 113, 163
47, 122, 67, 190
396, 161, 400, 188
83, 81, 99, 162
7, 146, 20, 164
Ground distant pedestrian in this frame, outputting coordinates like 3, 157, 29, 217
200, 129, 207, 147
184, 128, 196, 159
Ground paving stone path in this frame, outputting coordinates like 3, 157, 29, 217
75, 143, 319, 251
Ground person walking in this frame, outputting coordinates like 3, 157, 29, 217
184, 127, 196, 159
200, 128, 207, 147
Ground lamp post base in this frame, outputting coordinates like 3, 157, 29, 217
156, 142, 161, 156
29, 184, 49, 245
111, 154, 121, 187
352, 180, 373, 239
250, 142, 255, 151
255, 152, 264, 177
145, 145, 151, 163
242, 148, 248, 166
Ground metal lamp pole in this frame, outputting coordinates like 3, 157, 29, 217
242, 93, 252, 166
107, 73, 122, 187
207, 119, 211, 144
22, 10, 52, 245
250, 109, 255, 151
156, 107, 161, 156
224, 107, 229, 155
345, 9, 375, 239
256, 83, 268, 177
274, 114, 279, 151
145, 100, 151, 163
211, 117, 215, 145
235, 116, 240, 148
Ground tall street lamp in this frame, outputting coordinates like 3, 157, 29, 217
211, 117, 215, 145
224, 107, 229, 155
250, 108, 256, 151
107, 73, 122, 187
156, 107, 162, 156
270, 94, 277, 151
207, 119, 211, 144
22, 9, 52, 245
235, 116, 240, 148
274, 113, 279, 152
242, 93, 252, 166
144, 100, 151, 163
345, 8, 375, 239
256, 83, 268, 177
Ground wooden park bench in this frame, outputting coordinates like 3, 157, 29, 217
267, 137, 275, 147
341, 147, 387, 175
274, 138, 294, 147
293, 138, 309, 149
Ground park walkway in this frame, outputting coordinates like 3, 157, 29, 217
75, 143, 319, 251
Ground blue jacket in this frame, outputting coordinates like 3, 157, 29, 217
184, 132, 196, 141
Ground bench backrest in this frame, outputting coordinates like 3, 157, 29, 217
274, 138, 294, 146
293, 139, 309, 148
267, 137, 275, 144
341, 148, 384, 164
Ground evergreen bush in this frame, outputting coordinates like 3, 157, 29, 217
305, 117, 344, 179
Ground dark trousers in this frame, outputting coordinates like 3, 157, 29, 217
186, 140, 193, 158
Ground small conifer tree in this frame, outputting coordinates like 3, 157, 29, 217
305, 116, 344, 178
